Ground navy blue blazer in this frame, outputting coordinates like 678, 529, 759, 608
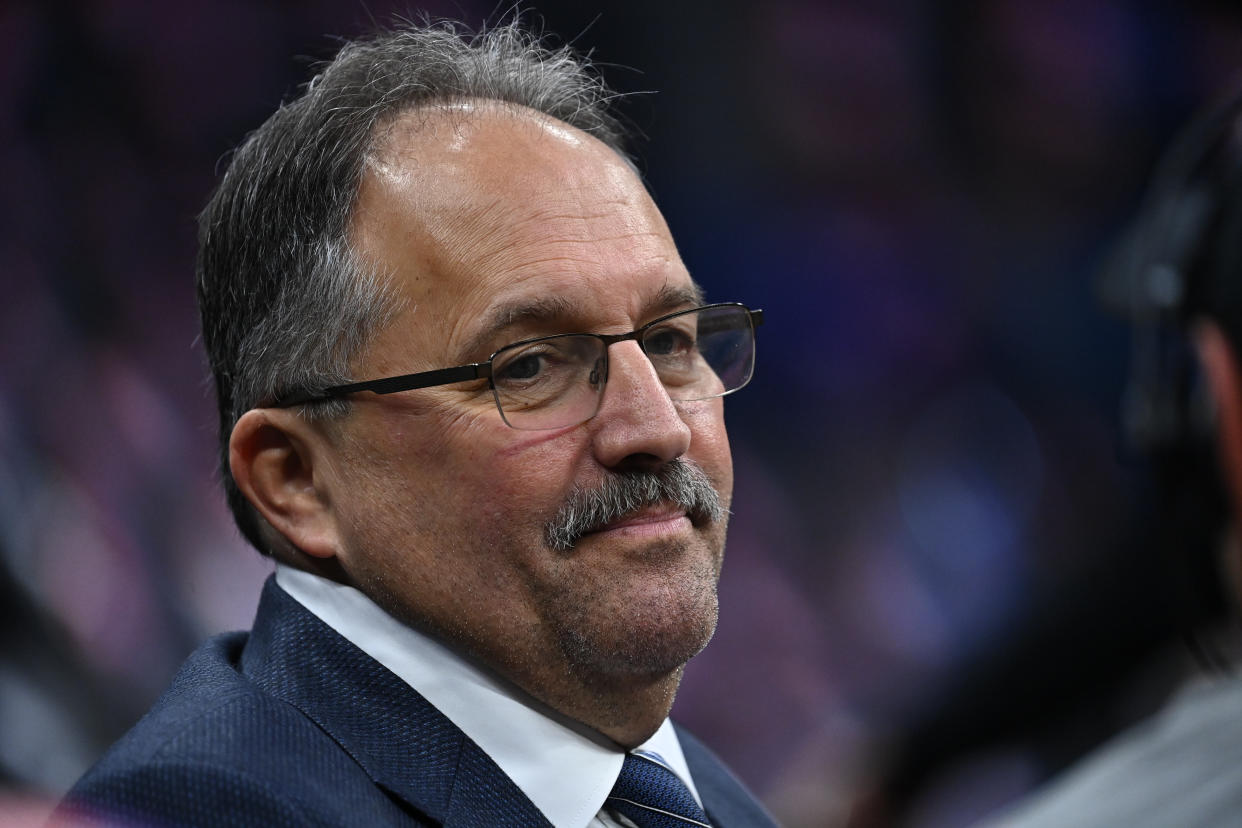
61, 577, 778, 827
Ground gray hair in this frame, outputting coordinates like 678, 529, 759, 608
196, 19, 632, 554
545, 460, 727, 552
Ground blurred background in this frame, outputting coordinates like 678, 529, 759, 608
4, 1, 1242, 825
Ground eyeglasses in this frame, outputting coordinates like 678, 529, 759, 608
271, 303, 763, 430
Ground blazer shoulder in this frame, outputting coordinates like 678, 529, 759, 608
62, 633, 436, 826
78, 632, 298, 767
60, 756, 314, 827
61, 754, 437, 827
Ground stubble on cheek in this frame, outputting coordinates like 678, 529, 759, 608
343, 469, 559, 665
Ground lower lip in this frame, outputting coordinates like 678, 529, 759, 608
590, 514, 693, 540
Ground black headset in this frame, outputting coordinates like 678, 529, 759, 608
1099, 88, 1242, 457
1097, 87, 1242, 653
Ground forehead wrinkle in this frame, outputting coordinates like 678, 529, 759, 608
456, 198, 662, 255
459, 204, 678, 283
425, 202, 672, 298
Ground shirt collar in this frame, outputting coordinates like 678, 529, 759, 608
274, 565, 701, 828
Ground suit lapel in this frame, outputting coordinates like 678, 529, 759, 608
241, 577, 551, 827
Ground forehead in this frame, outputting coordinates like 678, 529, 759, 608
350, 104, 696, 365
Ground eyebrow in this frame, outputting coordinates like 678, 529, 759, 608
461, 282, 706, 360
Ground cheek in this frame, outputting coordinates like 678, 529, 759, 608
395, 417, 588, 548
332, 409, 491, 538
683, 400, 734, 496
480, 431, 586, 522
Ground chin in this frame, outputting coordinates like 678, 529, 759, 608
557, 580, 720, 681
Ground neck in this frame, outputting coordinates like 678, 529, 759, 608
416, 621, 686, 748
278, 549, 353, 584
447, 635, 685, 748
343, 568, 696, 749
539, 667, 685, 748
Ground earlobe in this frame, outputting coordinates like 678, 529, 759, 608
1194, 321, 1242, 519
229, 409, 340, 559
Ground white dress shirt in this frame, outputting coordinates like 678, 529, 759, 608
275, 565, 704, 828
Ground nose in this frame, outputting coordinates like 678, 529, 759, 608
590, 340, 692, 471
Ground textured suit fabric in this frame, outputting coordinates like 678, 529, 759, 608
59, 577, 777, 827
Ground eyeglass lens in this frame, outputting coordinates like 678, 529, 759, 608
491, 305, 756, 430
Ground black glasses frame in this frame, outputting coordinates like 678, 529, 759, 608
270, 302, 763, 408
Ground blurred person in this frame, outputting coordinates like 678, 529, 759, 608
54, 18, 775, 828
980, 89, 1242, 827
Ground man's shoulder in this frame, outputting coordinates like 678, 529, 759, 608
77, 631, 324, 761
59, 625, 436, 826
90, 632, 278, 758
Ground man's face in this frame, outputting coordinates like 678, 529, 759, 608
320, 105, 734, 701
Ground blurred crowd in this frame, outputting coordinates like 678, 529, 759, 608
3, 1, 1242, 825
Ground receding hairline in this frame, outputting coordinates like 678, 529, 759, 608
346, 96, 652, 314
342, 99, 695, 373
363, 97, 639, 183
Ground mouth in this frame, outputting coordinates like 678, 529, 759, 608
584, 505, 693, 539
543, 459, 726, 552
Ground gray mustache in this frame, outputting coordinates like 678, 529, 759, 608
545, 459, 726, 551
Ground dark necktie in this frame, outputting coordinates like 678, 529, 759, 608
607, 749, 713, 828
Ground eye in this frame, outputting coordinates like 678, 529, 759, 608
644, 325, 696, 357
495, 350, 549, 382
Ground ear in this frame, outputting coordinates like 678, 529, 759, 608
229, 409, 340, 559
1194, 320, 1242, 520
